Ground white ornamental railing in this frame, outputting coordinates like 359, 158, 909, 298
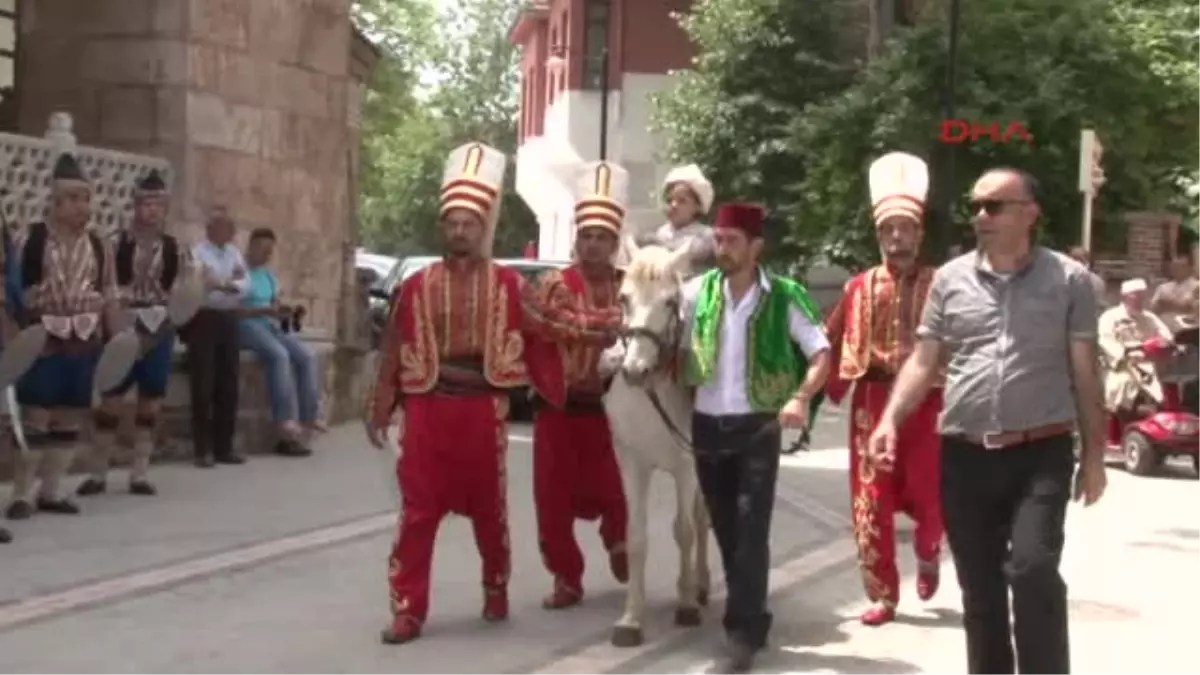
0, 112, 172, 237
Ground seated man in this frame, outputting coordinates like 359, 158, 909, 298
238, 228, 324, 456
1099, 278, 1175, 416
1151, 255, 1199, 333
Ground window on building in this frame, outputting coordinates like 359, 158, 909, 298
0, 0, 18, 133
582, 0, 610, 90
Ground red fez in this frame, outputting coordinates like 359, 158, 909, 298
713, 202, 766, 238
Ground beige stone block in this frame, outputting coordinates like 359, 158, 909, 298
187, 43, 260, 105
286, 168, 325, 234
80, 38, 188, 86
299, 0, 350, 76
97, 87, 156, 143
186, 91, 263, 156
282, 67, 333, 119
195, 151, 290, 229
152, 0, 189, 36
248, 0, 304, 64
188, 0, 249, 48
154, 87, 188, 144
325, 77, 348, 122
258, 109, 292, 162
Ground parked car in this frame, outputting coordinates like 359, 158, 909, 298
367, 256, 570, 421
354, 249, 399, 288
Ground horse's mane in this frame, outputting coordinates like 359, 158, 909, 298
624, 245, 679, 287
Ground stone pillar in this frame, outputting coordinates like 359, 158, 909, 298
1124, 211, 1177, 283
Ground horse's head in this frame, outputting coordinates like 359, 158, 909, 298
617, 243, 691, 386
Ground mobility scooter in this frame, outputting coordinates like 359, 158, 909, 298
1104, 326, 1200, 477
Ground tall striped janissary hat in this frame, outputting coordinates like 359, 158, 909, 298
868, 152, 929, 226
440, 142, 507, 257
574, 161, 630, 236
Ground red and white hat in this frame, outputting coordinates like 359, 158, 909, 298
440, 142, 507, 224
868, 152, 928, 226
574, 161, 629, 236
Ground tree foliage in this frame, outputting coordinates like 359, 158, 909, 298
654, 0, 1200, 270
354, 0, 536, 258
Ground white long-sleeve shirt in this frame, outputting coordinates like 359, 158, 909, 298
192, 240, 250, 310
682, 270, 830, 416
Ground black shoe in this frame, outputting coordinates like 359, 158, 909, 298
6, 500, 33, 520
194, 456, 216, 468
0, 527, 11, 544
214, 454, 246, 465
76, 478, 107, 497
722, 639, 757, 674
129, 480, 157, 496
275, 440, 313, 457
36, 498, 81, 515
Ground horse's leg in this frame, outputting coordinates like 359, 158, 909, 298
672, 463, 703, 627
693, 489, 712, 607
612, 461, 651, 648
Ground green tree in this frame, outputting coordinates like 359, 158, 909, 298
654, 0, 1200, 270
354, 0, 446, 255
355, 0, 536, 258
651, 0, 856, 266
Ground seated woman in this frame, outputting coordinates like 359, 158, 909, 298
239, 228, 325, 456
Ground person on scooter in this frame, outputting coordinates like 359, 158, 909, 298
1099, 278, 1175, 417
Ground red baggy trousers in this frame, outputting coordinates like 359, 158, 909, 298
532, 406, 627, 592
849, 381, 943, 607
387, 393, 510, 623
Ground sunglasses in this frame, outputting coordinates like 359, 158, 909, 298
968, 198, 1031, 216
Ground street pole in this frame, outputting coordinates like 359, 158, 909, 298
939, 0, 962, 254
1081, 192, 1094, 251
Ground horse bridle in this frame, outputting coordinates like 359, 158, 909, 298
618, 294, 695, 451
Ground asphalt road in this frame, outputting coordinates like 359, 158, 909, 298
0, 404, 1196, 673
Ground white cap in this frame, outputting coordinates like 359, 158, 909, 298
574, 161, 630, 236
1121, 278, 1148, 295
662, 163, 714, 214
868, 152, 929, 226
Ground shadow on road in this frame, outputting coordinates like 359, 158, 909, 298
742, 614, 923, 674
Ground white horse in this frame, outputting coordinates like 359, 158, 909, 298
600, 243, 711, 647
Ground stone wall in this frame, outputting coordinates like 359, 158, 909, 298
15, 0, 373, 339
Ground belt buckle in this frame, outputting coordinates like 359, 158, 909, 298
982, 432, 1006, 450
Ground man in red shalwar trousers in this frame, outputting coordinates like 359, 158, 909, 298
822, 152, 944, 626
523, 161, 631, 609
365, 142, 567, 645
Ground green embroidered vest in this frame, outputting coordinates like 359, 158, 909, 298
687, 269, 825, 413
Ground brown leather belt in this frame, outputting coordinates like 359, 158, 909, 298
960, 421, 1076, 450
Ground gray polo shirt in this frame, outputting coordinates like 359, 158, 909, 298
917, 248, 1098, 437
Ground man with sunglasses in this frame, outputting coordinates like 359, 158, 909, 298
868, 167, 1107, 674
822, 152, 944, 627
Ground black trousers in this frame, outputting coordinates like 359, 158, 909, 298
185, 309, 241, 460
941, 433, 1074, 674
692, 412, 780, 650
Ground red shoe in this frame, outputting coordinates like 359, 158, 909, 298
609, 548, 629, 584
917, 559, 940, 601
542, 580, 583, 610
380, 614, 422, 644
482, 585, 509, 622
860, 604, 896, 626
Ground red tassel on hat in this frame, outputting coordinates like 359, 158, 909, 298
713, 202, 766, 238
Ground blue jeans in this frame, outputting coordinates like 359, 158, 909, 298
237, 320, 319, 424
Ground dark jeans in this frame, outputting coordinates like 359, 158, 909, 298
186, 309, 241, 460
692, 412, 781, 650
941, 433, 1074, 674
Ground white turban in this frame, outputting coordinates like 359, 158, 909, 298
1120, 278, 1148, 295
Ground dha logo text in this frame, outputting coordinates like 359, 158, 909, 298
940, 120, 1033, 145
